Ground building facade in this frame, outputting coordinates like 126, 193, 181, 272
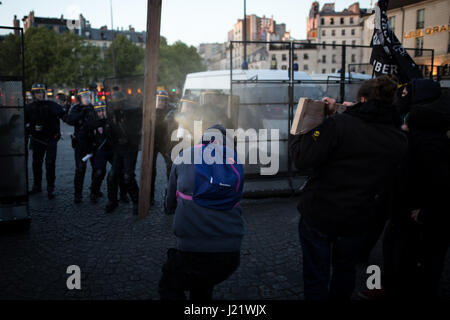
307, 2, 373, 74
21, 11, 146, 58
386, 0, 449, 77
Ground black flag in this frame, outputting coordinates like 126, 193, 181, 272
370, 0, 423, 83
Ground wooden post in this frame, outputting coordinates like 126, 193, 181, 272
139, 0, 162, 219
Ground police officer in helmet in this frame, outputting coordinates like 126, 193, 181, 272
25, 83, 66, 199
106, 90, 140, 215
151, 90, 178, 205
65, 88, 99, 204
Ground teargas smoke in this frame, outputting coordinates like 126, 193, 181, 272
104, 77, 144, 151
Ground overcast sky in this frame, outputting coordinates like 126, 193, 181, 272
0, 0, 373, 46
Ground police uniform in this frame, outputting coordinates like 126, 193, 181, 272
25, 84, 65, 199
64, 89, 97, 203
106, 91, 140, 214
151, 91, 177, 203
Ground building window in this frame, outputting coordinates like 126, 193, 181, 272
304, 64, 309, 71
448, 33, 450, 53
332, 68, 336, 73
272, 54, 276, 60
322, 69, 326, 74
342, 29, 346, 36
282, 54, 287, 61
351, 54, 356, 63
332, 54, 336, 63
304, 53, 309, 60
415, 36, 424, 57
321, 18, 325, 25
350, 17, 354, 24
352, 40, 356, 47
342, 40, 346, 46
388, 16, 396, 34
351, 29, 355, 36
416, 9, 425, 29
322, 30, 326, 36
322, 55, 326, 63
330, 18, 334, 25
332, 29, 336, 36
340, 17, 344, 25
322, 41, 326, 49
294, 54, 298, 61
332, 41, 336, 49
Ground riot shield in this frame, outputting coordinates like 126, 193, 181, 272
103, 76, 144, 151
0, 26, 29, 227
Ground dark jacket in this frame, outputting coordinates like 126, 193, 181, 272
25, 100, 65, 141
65, 103, 95, 140
83, 118, 114, 154
406, 131, 450, 225
289, 100, 408, 236
393, 91, 450, 227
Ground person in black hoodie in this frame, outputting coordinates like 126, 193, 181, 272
289, 75, 408, 300
383, 80, 450, 300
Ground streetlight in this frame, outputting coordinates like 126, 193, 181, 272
110, 0, 117, 77
242, 0, 248, 69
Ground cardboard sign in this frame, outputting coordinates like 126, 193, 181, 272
290, 98, 347, 135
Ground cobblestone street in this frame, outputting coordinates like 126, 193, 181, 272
1, 123, 449, 300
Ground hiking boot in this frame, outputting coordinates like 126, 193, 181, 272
105, 201, 119, 214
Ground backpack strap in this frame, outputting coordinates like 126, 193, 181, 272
176, 190, 193, 201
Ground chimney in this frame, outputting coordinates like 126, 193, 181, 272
13, 15, 20, 36
13, 15, 19, 28
349, 2, 360, 14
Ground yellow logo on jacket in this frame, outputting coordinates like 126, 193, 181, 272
312, 131, 320, 141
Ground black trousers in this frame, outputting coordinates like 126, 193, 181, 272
107, 150, 139, 204
74, 145, 95, 196
91, 149, 128, 199
31, 139, 57, 191
383, 219, 421, 298
151, 148, 172, 201
158, 249, 240, 301
299, 216, 366, 301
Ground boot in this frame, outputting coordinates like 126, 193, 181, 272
29, 185, 42, 195
47, 188, 56, 200
105, 201, 119, 214
74, 193, 82, 204
120, 193, 130, 203
132, 203, 139, 216
90, 193, 99, 204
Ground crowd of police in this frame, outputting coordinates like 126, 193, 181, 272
24, 84, 179, 215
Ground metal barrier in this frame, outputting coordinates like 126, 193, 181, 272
229, 40, 434, 179
0, 26, 29, 227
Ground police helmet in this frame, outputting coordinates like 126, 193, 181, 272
94, 101, 108, 119
31, 83, 46, 95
